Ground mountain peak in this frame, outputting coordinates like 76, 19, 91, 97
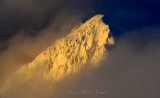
17, 15, 114, 81
87, 14, 104, 22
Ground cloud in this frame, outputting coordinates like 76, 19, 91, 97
1, 26, 160, 98
0, 0, 93, 41
50, 27, 160, 98
0, 0, 93, 89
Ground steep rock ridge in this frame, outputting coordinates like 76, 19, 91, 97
17, 14, 114, 81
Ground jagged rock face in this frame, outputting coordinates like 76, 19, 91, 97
18, 15, 114, 81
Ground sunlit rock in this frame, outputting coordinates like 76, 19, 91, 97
17, 14, 114, 81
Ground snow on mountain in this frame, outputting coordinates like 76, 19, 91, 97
17, 14, 114, 81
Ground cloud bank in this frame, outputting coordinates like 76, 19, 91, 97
1, 26, 160, 98
50, 27, 160, 98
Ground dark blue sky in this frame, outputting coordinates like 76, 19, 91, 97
94, 0, 160, 36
